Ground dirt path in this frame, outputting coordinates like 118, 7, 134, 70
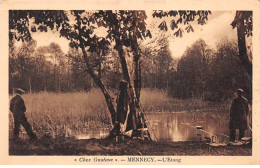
9, 137, 252, 156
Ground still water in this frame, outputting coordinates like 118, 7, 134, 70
75, 111, 252, 142
146, 111, 229, 142
145, 111, 251, 142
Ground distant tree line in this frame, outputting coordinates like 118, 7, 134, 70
9, 39, 125, 94
9, 40, 87, 93
9, 37, 251, 102
140, 37, 251, 101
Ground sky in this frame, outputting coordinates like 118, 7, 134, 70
144, 11, 237, 58
16, 11, 238, 59
169, 11, 237, 58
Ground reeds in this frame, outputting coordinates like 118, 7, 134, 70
140, 88, 227, 113
9, 89, 111, 139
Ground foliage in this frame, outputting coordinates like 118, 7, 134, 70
153, 10, 211, 37
140, 34, 175, 89
168, 39, 251, 101
231, 11, 252, 37
9, 10, 69, 42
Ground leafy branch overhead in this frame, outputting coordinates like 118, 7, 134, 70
10, 10, 153, 52
231, 11, 252, 37
153, 10, 211, 37
9, 10, 69, 42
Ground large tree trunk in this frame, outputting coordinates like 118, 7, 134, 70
132, 42, 142, 106
237, 26, 252, 77
116, 42, 151, 140
232, 11, 252, 77
116, 43, 138, 131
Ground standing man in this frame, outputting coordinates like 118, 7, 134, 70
229, 89, 249, 142
10, 88, 37, 141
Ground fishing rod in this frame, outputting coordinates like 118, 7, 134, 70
138, 105, 158, 141
182, 123, 230, 140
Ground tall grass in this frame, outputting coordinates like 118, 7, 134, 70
140, 88, 229, 113
9, 89, 112, 139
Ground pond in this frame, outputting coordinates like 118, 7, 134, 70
145, 111, 252, 142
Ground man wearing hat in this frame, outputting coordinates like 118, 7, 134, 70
10, 88, 37, 141
229, 89, 249, 142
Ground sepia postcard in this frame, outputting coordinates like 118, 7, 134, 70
0, 0, 260, 165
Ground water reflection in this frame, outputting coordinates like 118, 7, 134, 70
74, 129, 110, 140
146, 111, 251, 142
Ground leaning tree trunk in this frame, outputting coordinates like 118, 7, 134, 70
75, 21, 117, 128
131, 41, 151, 139
79, 43, 116, 125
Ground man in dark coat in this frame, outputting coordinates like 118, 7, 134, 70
229, 89, 249, 142
10, 89, 37, 140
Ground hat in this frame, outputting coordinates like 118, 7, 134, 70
237, 89, 244, 94
15, 88, 25, 94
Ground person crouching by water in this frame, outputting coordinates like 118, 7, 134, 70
229, 89, 249, 142
10, 88, 37, 141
